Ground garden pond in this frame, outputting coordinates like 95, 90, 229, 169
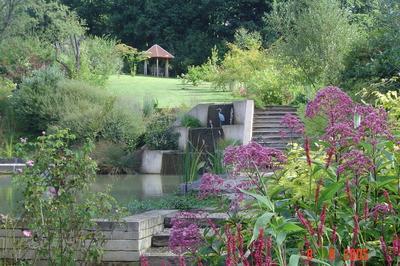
0, 174, 182, 214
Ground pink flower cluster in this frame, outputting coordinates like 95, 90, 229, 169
198, 173, 224, 199
306, 86, 354, 125
354, 105, 392, 140
337, 150, 374, 177
224, 142, 286, 175
169, 212, 202, 256
280, 113, 304, 136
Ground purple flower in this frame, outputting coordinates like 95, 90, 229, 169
280, 113, 304, 135
323, 121, 355, 147
22, 230, 32, 237
198, 173, 224, 199
224, 142, 286, 175
354, 105, 392, 140
169, 212, 202, 255
371, 203, 391, 220
26, 160, 34, 167
337, 150, 374, 177
48, 187, 59, 198
306, 86, 354, 125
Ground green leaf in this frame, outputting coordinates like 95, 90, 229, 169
276, 232, 287, 246
240, 189, 274, 211
279, 222, 304, 233
318, 180, 344, 207
250, 211, 275, 243
289, 254, 300, 266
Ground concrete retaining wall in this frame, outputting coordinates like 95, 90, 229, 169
232, 99, 254, 144
0, 164, 25, 174
0, 210, 178, 263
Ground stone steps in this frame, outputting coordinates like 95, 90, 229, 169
163, 212, 229, 228
144, 211, 229, 264
252, 106, 301, 149
151, 229, 170, 247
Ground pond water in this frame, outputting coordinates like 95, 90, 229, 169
0, 174, 182, 214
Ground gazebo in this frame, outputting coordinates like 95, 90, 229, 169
144, 44, 174, 77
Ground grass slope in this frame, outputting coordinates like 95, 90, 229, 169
106, 75, 241, 108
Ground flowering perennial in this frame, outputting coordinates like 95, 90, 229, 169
224, 141, 286, 174
306, 86, 354, 124
280, 113, 304, 136
337, 150, 374, 177
198, 173, 224, 199
169, 212, 202, 256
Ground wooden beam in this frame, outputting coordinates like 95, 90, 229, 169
144, 60, 148, 75
165, 59, 169, 77
156, 58, 159, 77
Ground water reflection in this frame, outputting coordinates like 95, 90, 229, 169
0, 174, 182, 214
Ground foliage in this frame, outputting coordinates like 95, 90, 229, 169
115, 43, 149, 76
91, 140, 140, 174
13, 129, 124, 264
168, 86, 400, 265
11, 66, 65, 133
0, 77, 15, 117
341, 0, 400, 95
180, 47, 219, 86
183, 143, 205, 186
100, 97, 145, 148
180, 115, 202, 128
0, 36, 54, 82
126, 193, 221, 214
78, 37, 122, 85
144, 112, 179, 150
11, 68, 144, 146
61, 0, 272, 74
374, 91, 400, 133
267, 0, 361, 88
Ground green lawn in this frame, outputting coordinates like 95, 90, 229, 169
106, 75, 241, 108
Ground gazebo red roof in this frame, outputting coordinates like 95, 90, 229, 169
146, 44, 174, 59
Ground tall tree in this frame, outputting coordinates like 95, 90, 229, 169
60, 0, 272, 74
267, 0, 360, 88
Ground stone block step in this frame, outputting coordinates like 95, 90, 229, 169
253, 127, 301, 137
256, 106, 297, 111
142, 247, 192, 265
253, 132, 301, 139
252, 123, 286, 128
254, 111, 297, 116
151, 229, 170, 247
253, 117, 282, 124
164, 212, 229, 228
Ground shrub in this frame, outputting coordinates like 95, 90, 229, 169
0, 37, 53, 82
14, 129, 124, 264
79, 37, 122, 86
181, 114, 202, 128
55, 80, 115, 139
101, 97, 145, 148
11, 66, 65, 133
144, 112, 179, 150
11, 67, 145, 145
91, 140, 140, 174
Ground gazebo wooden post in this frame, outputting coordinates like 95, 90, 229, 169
156, 58, 159, 77
144, 60, 148, 75
146, 44, 174, 77
165, 59, 169, 77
